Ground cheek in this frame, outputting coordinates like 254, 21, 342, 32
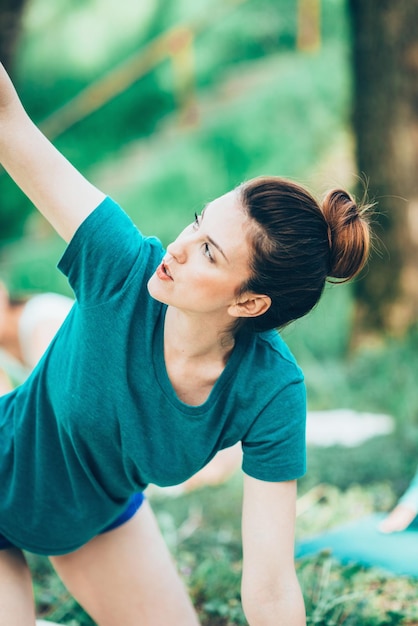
183, 268, 219, 293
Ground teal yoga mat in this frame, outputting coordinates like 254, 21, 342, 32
296, 513, 418, 577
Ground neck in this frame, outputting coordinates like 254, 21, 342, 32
164, 306, 236, 362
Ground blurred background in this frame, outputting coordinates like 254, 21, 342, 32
2, 0, 418, 624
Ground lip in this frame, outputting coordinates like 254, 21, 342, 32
156, 261, 173, 281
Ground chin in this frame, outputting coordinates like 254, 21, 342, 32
147, 275, 170, 305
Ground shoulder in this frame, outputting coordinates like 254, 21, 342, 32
250, 329, 304, 386
229, 329, 305, 417
58, 196, 164, 304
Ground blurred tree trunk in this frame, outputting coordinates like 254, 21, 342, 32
0, 0, 28, 74
348, 0, 418, 336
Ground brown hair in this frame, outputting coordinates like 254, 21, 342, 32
238, 176, 371, 332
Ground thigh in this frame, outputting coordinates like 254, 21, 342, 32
50, 500, 200, 626
0, 547, 35, 626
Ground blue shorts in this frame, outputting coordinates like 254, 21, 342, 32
0, 491, 145, 552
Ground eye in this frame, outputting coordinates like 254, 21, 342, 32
193, 211, 214, 262
203, 242, 214, 262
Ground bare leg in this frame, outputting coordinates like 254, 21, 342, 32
50, 500, 200, 626
0, 548, 36, 626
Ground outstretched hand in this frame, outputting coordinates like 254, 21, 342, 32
378, 503, 417, 533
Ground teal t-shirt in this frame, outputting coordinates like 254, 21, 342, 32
0, 197, 306, 555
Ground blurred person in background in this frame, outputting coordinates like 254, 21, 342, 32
0, 282, 73, 392
379, 469, 418, 533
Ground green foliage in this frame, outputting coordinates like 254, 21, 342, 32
0, 235, 69, 296
297, 324, 418, 433
298, 551, 418, 626
343, 328, 418, 430
1, 0, 350, 286
282, 282, 355, 362
301, 436, 418, 497
28, 482, 418, 625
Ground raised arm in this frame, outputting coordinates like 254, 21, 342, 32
241, 474, 306, 626
0, 63, 105, 242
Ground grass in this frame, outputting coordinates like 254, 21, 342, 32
29, 478, 418, 625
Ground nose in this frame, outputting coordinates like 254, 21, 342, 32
166, 236, 188, 264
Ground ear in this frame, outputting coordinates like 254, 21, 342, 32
227, 293, 271, 319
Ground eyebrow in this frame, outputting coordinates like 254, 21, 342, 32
201, 205, 229, 262
207, 235, 228, 262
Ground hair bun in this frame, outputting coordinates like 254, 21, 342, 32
321, 189, 371, 282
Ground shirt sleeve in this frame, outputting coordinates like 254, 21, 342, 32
57, 196, 162, 306
241, 379, 307, 482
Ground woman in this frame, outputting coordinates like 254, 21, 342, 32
0, 62, 371, 626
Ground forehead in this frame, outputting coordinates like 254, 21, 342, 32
206, 188, 246, 220
205, 189, 245, 225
